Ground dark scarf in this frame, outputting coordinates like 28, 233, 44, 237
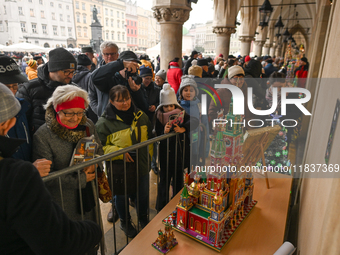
110, 104, 135, 125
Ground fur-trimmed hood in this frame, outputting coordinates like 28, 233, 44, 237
45, 105, 87, 144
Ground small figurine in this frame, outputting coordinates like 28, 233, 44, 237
152, 223, 178, 254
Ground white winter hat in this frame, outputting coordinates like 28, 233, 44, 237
179, 75, 198, 98
156, 84, 181, 112
227, 65, 245, 80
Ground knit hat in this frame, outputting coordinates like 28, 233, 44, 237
77, 54, 92, 66
156, 69, 166, 80
48, 48, 77, 72
0, 55, 28, 84
27, 59, 37, 68
244, 55, 251, 62
81, 46, 94, 53
156, 84, 181, 112
228, 65, 245, 80
179, 75, 198, 98
188, 65, 203, 78
197, 58, 209, 67
139, 65, 153, 77
218, 54, 223, 58
191, 59, 198, 66
0, 83, 21, 123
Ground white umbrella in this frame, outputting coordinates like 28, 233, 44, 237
0, 44, 6, 51
4, 42, 48, 52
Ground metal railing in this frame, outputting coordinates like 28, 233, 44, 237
42, 123, 209, 254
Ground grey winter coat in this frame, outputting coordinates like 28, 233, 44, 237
32, 106, 103, 222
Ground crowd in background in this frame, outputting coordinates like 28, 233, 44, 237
0, 42, 308, 254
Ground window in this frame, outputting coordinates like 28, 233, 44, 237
83, 27, 87, 37
127, 28, 129, 34
190, 218, 194, 229
61, 26, 65, 36
106, 32, 108, 40
67, 15, 70, 22
39, 0, 43, 4
135, 30, 136, 35
122, 21, 124, 27
53, 26, 58, 35
83, 14, 86, 23
111, 31, 114, 40
110, 9, 113, 16
122, 33, 125, 41
4, 6, 6, 15
122, 13, 124, 19
117, 11, 119, 18
29, 0, 32, 2
41, 11, 45, 18
50, 2, 53, 7
30, 9, 34, 17
18, 7, 23, 15
127, 37, 130, 44
32, 23, 37, 33
77, 26, 81, 37
105, 8, 108, 15
66, 5, 69, 10
60, 14, 63, 21
105, 19, 108, 26
68, 27, 72, 37
52, 12, 55, 20
117, 32, 120, 40
76, 1, 79, 9
97, 7, 100, 13
42, 24, 47, 34
139, 39, 141, 45
82, 3, 85, 10
134, 22, 136, 26
127, 20, 129, 25
76, 13, 80, 23
111, 19, 113, 27
20, 22, 26, 32
59, 4, 62, 8
117, 20, 119, 28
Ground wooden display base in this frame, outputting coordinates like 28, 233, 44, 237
162, 200, 257, 252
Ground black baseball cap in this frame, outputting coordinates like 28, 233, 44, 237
118, 51, 141, 64
0, 55, 28, 84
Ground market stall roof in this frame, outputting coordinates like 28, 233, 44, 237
3, 43, 48, 52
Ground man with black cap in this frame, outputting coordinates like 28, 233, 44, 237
91, 50, 149, 115
72, 54, 98, 123
17, 47, 77, 135
197, 58, 210, 77
184, 50, 198, 75
0, 83, 102, 254
81, 46, 97, 72
33, 55, 44, 66
264, 58, 278, 77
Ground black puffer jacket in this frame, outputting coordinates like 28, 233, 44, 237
72, 65, 92, 92
142, 82, 160, 121
17, 64, 75, 135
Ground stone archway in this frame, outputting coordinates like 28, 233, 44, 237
44, 43, 50, 48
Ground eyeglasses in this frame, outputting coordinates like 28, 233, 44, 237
62, 70, 76, 76
115, 97, 131, 103
5, 84, 18, 90
231, 76, 244, 80
103, 52, 117, 57
60, 110, 86, 117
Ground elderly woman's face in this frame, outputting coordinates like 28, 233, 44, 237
58, 107, 85, 128
155, 76, 164, 87
230, 75, 245, 88
111, 94, 131, 111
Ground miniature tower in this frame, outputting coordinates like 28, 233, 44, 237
210, 110, 227, 167
176, 185, 192, 229
224, 99, 243, 166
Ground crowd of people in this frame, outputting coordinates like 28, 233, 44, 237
0, 41, 308, 254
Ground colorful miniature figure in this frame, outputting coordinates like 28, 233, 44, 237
152, 223, 178, 254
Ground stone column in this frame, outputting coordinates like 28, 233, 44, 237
262, 42, 272, 56
239, 36, 254, 56
213, 27, 236, 58
270, 46, 276, 57
254, 41, 265, 57
152, 4, 191, 70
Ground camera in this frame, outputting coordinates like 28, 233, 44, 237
125, 70, 143, 85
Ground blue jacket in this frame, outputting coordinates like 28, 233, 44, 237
179, 98, 210, 158
264, 63, 278, 77
7, 98, 32, 161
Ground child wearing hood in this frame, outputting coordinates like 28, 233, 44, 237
154, 84, 198, 212
178, 75, 210, 167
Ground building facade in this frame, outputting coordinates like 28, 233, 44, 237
137, 7, 148, 52
0, 0, 76, 48
126, 0, 137, 51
